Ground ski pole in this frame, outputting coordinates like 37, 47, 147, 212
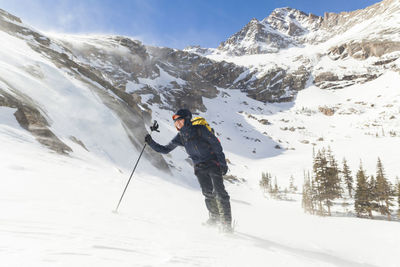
114, 120, 159, 213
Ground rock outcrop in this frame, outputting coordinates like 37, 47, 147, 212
0, 88, 72, 154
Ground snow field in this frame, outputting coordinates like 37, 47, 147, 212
1, 130, 400, 266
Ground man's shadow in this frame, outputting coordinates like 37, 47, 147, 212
233, 231, 376, 267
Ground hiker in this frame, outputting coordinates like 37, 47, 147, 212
144, 109, 232, 232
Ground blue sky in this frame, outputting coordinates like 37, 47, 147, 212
0, 0, 380, 49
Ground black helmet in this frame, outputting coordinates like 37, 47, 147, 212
173, 109, 192, 121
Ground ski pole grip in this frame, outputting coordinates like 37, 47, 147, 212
150, 120, 160, 132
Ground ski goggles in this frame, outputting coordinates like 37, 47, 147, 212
172, 115, 184, 122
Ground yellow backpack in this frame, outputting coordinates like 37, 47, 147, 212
191, 116, 215, 135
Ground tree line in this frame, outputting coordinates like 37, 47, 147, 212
259, 172, 298, 200
301, 147, 400, 220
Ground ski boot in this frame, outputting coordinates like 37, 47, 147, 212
220, 219, 234, 234
202, 214, 219, 227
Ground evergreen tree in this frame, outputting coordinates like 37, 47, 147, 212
268, 181, 273, 194
313, 149, 327, 215
302, 186, 310, 213
324, 148, 342, 215
375, 158, 394, 220
273, 177, 279, 196
354, 162, 372, 218
312, 148, 341, 216
396, 179, 400, 217
342, 158, 353, 198
259, 172, 270, 194
302, 173, 314, 214
289, 175, 297, 193
310, 174, 319, 215
368, 175, 377, 218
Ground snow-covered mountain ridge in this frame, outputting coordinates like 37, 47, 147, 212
214, 0, 400, 56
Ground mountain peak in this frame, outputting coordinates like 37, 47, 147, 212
264, 7, 321, 37
217, 16, 290, 55
249, 18, 259, 23
271, 6, 305, 14
217, 6, 321, 55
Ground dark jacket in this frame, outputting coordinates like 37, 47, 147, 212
147, 121, 227, 168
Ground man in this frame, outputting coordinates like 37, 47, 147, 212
144, 109, 232, 232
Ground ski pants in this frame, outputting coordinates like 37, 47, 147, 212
194, 161, 232, 223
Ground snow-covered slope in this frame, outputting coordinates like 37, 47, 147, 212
2, 107, 400, 267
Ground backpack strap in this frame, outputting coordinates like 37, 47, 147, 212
195, 125, 214, 150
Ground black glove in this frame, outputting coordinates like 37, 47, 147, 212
221, 164, 228, 175
144, 134, 153, 144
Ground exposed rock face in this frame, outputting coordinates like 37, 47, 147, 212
234, 66, 310, 102
183, 45, 215, 56
58, 35, 155, 90
265, 7, 322, 37
0, 88, 72, 154
217, 18, 292, 55
14, 106, 73, 154
143, 46, 308, 104
328, 41, 400, 60
320, 0, 400, 36
0, 8, 22, 23
314, 72, 379, 90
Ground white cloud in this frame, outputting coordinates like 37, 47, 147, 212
0, 0, 225, 49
